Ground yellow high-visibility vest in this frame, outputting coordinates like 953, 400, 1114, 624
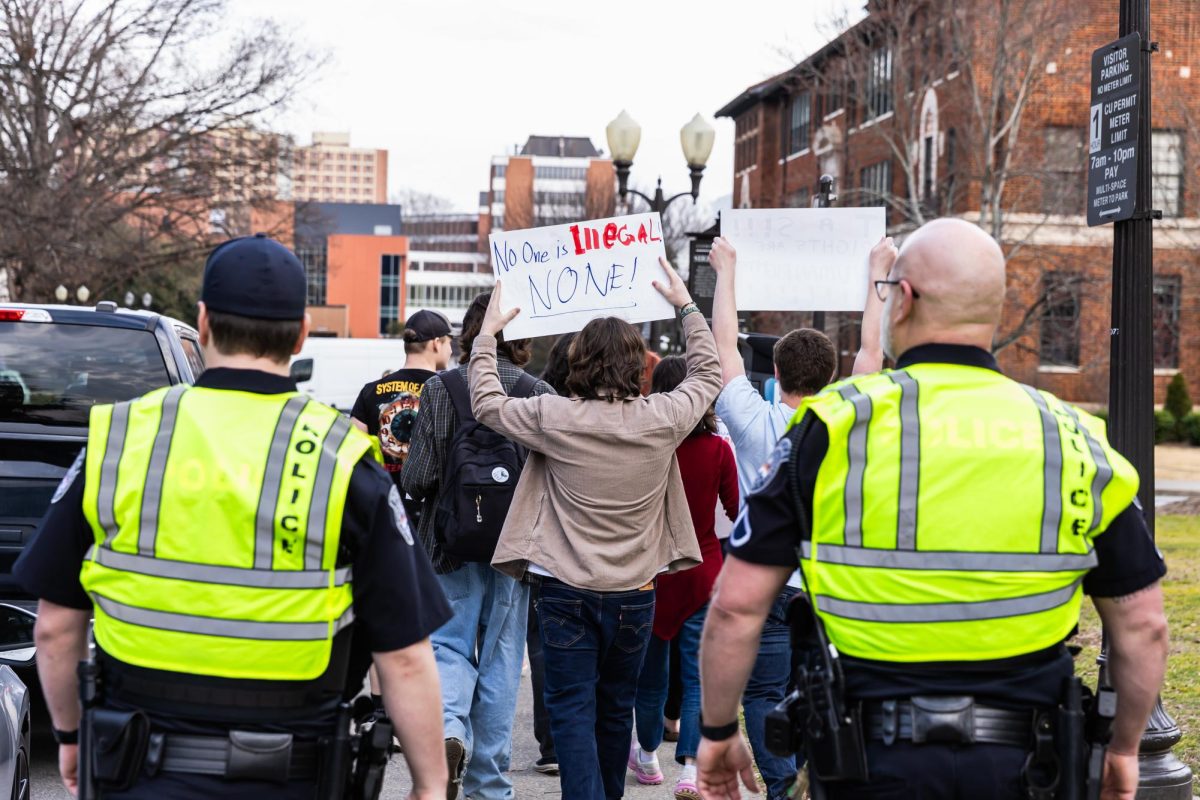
80, 384, 375, 681
789, 363, 1138, 663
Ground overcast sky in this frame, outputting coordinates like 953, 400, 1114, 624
233, 0, 860, 213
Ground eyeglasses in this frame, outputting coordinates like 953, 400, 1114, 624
874, 279, 922, 303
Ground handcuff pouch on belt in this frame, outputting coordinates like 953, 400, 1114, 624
88, 708, 150, 791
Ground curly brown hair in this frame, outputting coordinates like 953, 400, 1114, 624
652, 355, 716, 436
459, 292, 532, 366
565, 317, 645, 401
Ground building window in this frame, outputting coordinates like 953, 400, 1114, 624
1153, 276, 1181, 369
493, 164, 506, 179
866, 46, 894, 120
1040, 272, 1081, 368
1042, 127, 1086, 215
859, 161, 892, 208
535, 166, 588, 181
379, 254, 402, 335
493, 189, 505, 203
825, 75, 844, 116
1152, 130, 1184, 217
297, 246, 327, 306
789, 92, 811, 154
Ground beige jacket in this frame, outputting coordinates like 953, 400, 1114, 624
469, 313, 723, 591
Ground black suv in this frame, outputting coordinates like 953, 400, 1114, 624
0, 302, 204, 609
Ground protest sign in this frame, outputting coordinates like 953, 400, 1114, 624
489, 212, 675, 339
722, 207, 885, 311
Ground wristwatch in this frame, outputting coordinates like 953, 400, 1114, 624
52, 727, 78, 745
678, 301, 701, 320
699, 716, 739, 741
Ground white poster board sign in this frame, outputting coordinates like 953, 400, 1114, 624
489, 212, 674, 339
722, 208, 886, 311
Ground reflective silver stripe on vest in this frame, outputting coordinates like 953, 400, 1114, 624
837, 384, 872, 547
305, 415, 352, 570
889, 371, 920, 549
96, 402, 132, 540
816, 580, 1081, 623
254, 396, 310, 569
1022, 386, 1064, 553
138, 385, 188, 556
93, 595, 354, 641
1064, 407, 1113, 533
800, 541, 1097, 572
87, 546, 351, 588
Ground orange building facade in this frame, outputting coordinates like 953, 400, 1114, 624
325, 234, 409, 339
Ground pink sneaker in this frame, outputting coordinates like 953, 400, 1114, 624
627, 743, 664, 785
674, 775, 702, 800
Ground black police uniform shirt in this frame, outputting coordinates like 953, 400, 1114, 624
350, 367, 435, 517
15, 367, 453, 737
728, 344, 1167, 709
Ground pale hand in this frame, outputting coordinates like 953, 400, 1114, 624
697, 735, 760, 800
1100, 751, 1139, 800
652, 256, 693, 308
868, 235, 898, 283
709, 237, 736, 276
59, 744, 79, 797
480, 281, 521, 337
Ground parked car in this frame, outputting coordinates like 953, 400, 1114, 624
0, 604, 36, 800
0, 303, 204, 611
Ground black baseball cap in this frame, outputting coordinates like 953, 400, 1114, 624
201, 234, 307, 321
404, 309, 452, 342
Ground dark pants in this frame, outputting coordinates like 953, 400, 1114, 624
527, 582, 556, 760
743, 586, 799, 800
104, 775, 316, 799
664, 637, 682, 722
814, 740, 1028, 799
537, 579, 655, 800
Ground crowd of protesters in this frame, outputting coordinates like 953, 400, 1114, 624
350, 245, 893, 800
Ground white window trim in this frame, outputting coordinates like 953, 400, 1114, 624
1037, 365, 1081, 374
1154, 368, 1180, 376
823, 108, 845, 121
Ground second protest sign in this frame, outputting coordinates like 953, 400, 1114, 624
489, 211, 675, 339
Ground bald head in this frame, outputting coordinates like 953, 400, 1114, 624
881, 219, 1007, 359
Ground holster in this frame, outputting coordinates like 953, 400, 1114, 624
88, 708, 150, 792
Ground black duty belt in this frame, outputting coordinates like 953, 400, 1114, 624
865, 697, 1035, 748
149, 731, 321, 782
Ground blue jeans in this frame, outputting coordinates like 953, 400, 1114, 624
633, 605, 706, 762
537, 578, 655, 800
432, 562, 530, 800
743, 586, 798, 800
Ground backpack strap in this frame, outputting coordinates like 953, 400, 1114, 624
440, 368, 475, 424
512, 372, 538, 400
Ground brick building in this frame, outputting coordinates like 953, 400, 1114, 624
717, 0, 1199, 405
290, 132, 389, 205
484, 135, 616, 234
402, 212, 491, 326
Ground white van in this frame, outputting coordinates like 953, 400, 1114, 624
290, 338, 409, 412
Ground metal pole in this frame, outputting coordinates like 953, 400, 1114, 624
810, 175, 837, 333
1109, 1, 1192, 795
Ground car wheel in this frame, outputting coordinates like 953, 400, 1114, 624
8, 744, 26, 800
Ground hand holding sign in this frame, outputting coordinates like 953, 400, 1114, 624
651, 256, 693, 308
481, 281, 521, 337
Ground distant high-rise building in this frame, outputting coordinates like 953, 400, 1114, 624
403, 212, 491, 327
485, 135, 615, 234
291, 132, 388, 205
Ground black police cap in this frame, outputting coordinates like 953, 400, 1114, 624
202, 233, 307, 321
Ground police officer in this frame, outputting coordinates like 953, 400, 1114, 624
696, 219, 1169, 800
17, 234, 453, 799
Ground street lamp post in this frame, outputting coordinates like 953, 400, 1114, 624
606, 110, 716, 351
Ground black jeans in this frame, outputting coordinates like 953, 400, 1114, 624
814, 740, 1028, 799
537, 578, 655, 800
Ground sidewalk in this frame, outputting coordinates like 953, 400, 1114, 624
382, 669, 693, 799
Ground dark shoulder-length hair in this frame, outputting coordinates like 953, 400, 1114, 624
565, 317, 645, 402
459, 291, 532, 367
652, 355, 717, 436
541, 332, 576, 395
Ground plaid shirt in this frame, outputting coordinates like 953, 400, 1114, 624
401, 357, 555, 574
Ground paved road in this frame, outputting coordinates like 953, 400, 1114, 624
31, 669, 692, 799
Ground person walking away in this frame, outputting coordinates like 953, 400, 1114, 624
697, 218, 1169, 800
18, 234, 452, 800
403, 293, 556, 800
467, 258, 721, 800
629, 356, 738, 800
353, 309, 453, 718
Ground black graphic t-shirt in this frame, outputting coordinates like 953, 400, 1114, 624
351, 368, 437, 487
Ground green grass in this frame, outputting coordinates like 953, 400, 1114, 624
1074, 515, 1200, 773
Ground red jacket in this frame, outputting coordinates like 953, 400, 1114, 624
653, 431, 739, 640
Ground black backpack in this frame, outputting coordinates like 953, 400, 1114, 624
434, 368, 537, 562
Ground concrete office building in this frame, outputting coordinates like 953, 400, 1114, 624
291, 132, 389, 205
402, 212, 491, 327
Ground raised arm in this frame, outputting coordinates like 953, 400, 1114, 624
709, 237, 745, 386
468, 284, 546, 452
852, 236, 897, 376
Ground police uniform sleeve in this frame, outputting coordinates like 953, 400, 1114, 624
343, 457, 452, 652
1082, 500, 1166, 598
13, 451, 93, 610
727, 413, 829, 568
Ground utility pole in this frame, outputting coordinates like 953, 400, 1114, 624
810, 175, 837, 334
1107, 1, 1192, 795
